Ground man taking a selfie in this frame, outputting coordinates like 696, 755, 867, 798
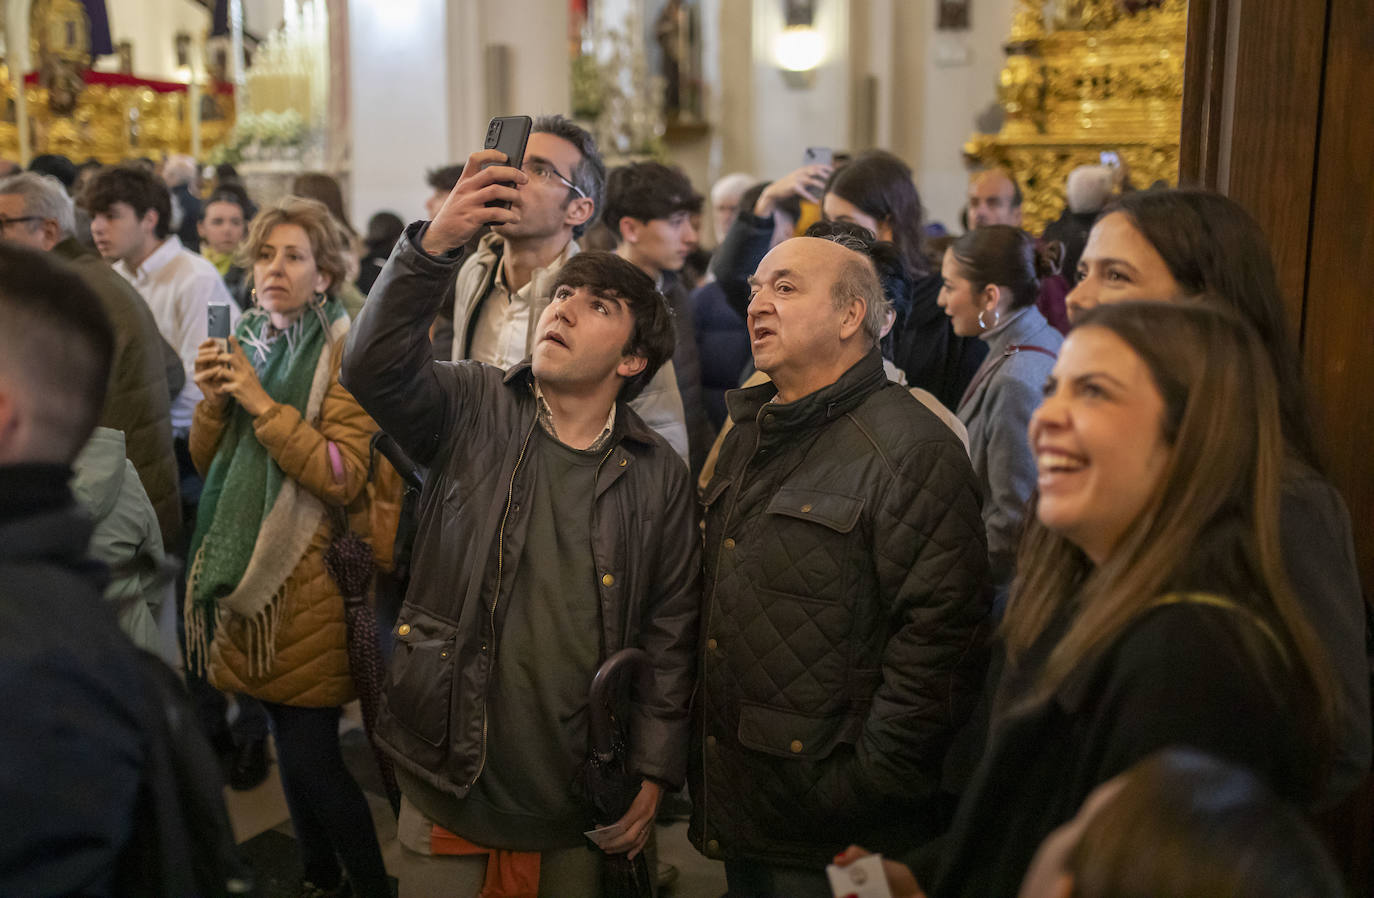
439, 114, 690, 465
342, 147, 700, 897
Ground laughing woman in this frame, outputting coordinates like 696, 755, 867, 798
839, 302, 1340, 897
187, 196, 389, 897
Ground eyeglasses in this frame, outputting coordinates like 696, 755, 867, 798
0, 215, 42, 233
522, 161, 586, 198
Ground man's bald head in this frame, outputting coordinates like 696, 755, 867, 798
786, 235, 890, 345
968, 169, 1023, 228
747, 237, 891, 401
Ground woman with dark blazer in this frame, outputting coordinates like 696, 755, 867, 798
1067, 189, 1368, 804
839, 302, 1341, 897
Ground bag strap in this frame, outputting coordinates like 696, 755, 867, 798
1149, 591, 1291, 669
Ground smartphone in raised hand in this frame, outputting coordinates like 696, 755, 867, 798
208, 300, 231, 351
482, 115, 533, 209
803, 146, 834, 168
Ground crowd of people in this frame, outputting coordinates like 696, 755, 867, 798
0, 113, 1367, 898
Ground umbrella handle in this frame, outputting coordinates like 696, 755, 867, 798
588, 648, 652, 760
372, 431, 426, 492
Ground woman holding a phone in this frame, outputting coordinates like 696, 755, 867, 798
189, 196, 389, 897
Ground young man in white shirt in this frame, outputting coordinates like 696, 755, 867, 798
87, 165, 239, 441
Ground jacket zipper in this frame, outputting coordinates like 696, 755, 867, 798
699, 417, 763, 853
466, 410, 538, 789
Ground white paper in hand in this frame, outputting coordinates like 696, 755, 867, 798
826, 853, 894, 898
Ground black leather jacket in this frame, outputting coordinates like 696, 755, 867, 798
690, 350, 991, 867
341, 224, 701, 798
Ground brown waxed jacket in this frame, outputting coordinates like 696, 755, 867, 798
341, 223, 701, 800
55, 239, 182, 551
190, 345, 377, 707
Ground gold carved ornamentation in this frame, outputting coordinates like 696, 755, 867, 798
0, 68, 234, 162
967, 0, 1187, 232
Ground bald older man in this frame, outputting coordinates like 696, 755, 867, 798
690, 236, 990, 897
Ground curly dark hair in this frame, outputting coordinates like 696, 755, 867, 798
550, 251, 676, 402
84, 164, 172, 239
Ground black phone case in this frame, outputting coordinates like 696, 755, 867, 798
482, 115, 533, 210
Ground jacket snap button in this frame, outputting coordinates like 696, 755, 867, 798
602, 573, 615, 587
789, 739, 803, 754
800, 503, 812, 513
440, 651, 448, 658
707, 638, 718, 651
707, 839, 720, 853
707, 735, 717, 748
723, 538, 736, 550
480, 642, 488, 653
619, 458, 628, 467
396, 624, 411, 636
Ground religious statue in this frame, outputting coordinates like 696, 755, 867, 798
29, 0, 91, 115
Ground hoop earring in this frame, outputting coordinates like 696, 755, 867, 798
249, 286, 258, 307
977, 307, 988, 331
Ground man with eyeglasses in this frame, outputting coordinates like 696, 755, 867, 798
441, 114, 689, 463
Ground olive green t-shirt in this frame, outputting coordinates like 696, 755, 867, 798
409, 428, 604, 850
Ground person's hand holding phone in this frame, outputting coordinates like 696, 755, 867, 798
421, 149, 528, 256
193, 338, 232, 411
754, 163, 833, 219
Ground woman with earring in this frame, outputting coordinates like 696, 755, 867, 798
939, 225, 1063, 585
188, 196, 390, 897
836, 302, 1340, 897
1065, 189, 1368, 806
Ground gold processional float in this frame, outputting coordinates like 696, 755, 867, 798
3, 0, 1184, 226
1, 0, 236, 163
964, 0, 1187, 232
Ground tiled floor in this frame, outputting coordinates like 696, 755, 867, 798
226, 703, 728, 897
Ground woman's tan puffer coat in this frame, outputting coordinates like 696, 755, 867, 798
190, 347, 377, 707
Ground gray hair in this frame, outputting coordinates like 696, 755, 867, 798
819, 235, 891, 346
0, 172, 75, 238
162, 154, 198, 188
533, 114, 605, 238
710, 171, 754, 206
1066, 165, 1116, 214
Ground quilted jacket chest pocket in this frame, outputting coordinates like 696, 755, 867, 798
754, 486, 865, 604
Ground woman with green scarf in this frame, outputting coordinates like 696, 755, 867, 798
188, 196, 389, 896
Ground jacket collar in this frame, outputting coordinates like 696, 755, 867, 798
0, 465, 95, 571
981, 305, 1051, 356
501, 363, 659, 448
115, 235, 184, 283
52, 236, 92, 262
725, 348, 889, 435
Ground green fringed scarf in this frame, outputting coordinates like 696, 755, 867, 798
185, 296, 349, 677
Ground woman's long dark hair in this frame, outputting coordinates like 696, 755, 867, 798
1111, 189, 1321, 470
826, 150, 928, 276
1005, 302, 1339, 772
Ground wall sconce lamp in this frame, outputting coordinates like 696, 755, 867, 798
775, 0, 822, 89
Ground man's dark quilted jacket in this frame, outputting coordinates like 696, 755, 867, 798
688, 349, 990, 868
